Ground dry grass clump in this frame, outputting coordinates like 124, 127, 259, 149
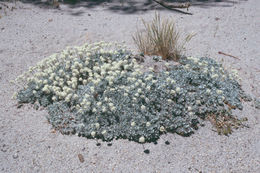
207, 113, 248, 136
133, 13, 193, 61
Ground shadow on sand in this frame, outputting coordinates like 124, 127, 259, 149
14, 0, 245, 15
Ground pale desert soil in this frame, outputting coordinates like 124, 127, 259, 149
0, 0, 259, 172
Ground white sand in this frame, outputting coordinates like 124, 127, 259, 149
0, 0, 259, 172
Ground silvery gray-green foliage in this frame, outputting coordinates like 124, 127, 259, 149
15, 42, 246, 143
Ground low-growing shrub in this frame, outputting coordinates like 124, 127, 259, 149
14, 42, 248, 143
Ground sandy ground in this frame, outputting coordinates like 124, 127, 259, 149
0, 0, 259, 172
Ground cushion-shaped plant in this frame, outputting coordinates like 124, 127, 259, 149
14, 42, 248, 143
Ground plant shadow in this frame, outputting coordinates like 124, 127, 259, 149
18, 0, 246, 15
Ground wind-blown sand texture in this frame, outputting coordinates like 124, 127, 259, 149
0, 0, 259, 172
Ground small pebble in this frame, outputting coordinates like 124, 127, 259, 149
144, 149, 150, 154
1, 148, 7, 152
13, 153, 18, 159
78, 154, 84, 163
1, 144, 7, 152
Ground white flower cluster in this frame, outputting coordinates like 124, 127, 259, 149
15, 41, 159, 122
15, 42, 136, 108
187, 56, 199, 64
230, 69, 241, 80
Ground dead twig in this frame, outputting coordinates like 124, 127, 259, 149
218, 51, 240, 60
152, 0, 192, 15
153, 0, 190, 9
